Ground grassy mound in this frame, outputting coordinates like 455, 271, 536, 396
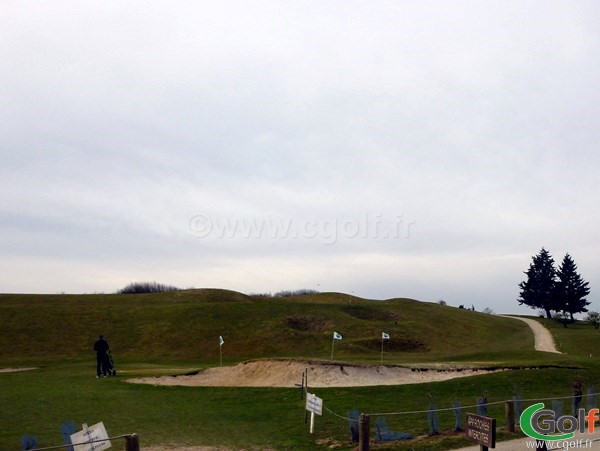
1, 289, 536, 365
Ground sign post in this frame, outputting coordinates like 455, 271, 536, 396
465, 413, 496, 450
305, 393, 323, 434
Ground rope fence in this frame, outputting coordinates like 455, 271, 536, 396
368, 392, 597, 417
324, 391, 599, 422
23, 433, 140, 451
317, 389, 600, 450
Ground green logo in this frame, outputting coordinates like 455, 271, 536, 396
520, 403, 576, 441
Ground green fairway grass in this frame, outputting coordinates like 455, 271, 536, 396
1, 289, 599, 450
2, 362, 599, 450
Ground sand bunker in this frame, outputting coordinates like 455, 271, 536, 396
128, 359, 502, 388
0, 367, 38, 373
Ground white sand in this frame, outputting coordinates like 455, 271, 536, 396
127, 359, 503, 388
0, 367, 38, 373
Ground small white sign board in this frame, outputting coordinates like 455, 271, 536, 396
70, 422, 112, 451
305, 393, 323, 416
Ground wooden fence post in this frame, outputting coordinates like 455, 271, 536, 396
505, 400, 515, 433
358, 413, 370, 451
125, 433, 140, 451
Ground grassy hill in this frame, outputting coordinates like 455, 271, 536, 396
2, 289, 599, 450
1, 289, 538, 365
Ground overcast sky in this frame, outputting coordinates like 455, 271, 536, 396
1, 1, 599, 314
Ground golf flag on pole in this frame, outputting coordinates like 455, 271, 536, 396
218, 336, 224, 367
381, 332, 390, 364
331, 332, 342, 360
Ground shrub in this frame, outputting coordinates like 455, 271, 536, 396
587, 311, 600, 329
273, 289, 319, 298
117, 281, 179, 295
554, 311, 571, 328
249, 292, 273, 298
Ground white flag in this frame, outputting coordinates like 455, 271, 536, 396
382, 332, 390, 340
219, 336, 224, 346
333, 332, 342, 340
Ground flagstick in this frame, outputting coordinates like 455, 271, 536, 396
381, 337, 384, 364
331, 337, 335, 360
219, 344, 223, 367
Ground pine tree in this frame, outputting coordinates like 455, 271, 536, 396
554, 253, 590, 320
518, 248, 557, 318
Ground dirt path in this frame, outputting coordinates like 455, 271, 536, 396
500, 315, 561, 353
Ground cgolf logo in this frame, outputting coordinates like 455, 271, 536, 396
520, 402, 599, 441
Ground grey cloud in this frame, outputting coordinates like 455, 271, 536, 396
1, 1, 599, 312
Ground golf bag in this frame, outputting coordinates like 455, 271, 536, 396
106, 350, 117, 376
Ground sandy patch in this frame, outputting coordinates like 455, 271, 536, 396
0, 367, 38, 373
144, 447, 272, 451
144, 447, 233, 451
127, 359, 503, 388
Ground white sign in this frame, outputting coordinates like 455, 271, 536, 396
305, 393, 323, 416
70, 422, 112, 451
